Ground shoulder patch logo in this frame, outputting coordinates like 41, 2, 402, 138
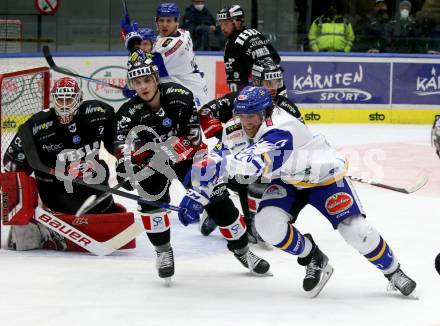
162, 38, 173, 47
226, 123, 242, 135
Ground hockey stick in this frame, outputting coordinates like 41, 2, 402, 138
19, 124, 185, 214
42, 46, 124, 90
35, 206, 144, 256
75, 178, 129, 216
122, 0, 129, 17
348, 175, 428, 194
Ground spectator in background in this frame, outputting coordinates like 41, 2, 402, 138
308, 4, 355, 52
354, 0, 392, 53
388, 1, 418, 53
181, 0, 223, 50
416, 0, 440, 54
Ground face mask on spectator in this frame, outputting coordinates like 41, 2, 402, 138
400, 9, 409, 19
194, 4, 204, 11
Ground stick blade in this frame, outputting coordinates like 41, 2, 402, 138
369, 175, 429, 194
403, 174, 428, 194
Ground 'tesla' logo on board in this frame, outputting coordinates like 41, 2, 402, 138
87, 66, 127, 102
292, 65, 372, 102
414, 67, 440, 96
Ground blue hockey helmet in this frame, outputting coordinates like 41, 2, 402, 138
156, 3, 180, 19
139, 27, 157, 42
234, 86, 273, 115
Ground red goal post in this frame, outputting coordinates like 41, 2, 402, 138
0, 66, 50, 247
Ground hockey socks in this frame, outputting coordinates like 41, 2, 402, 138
363, 236, 397, 273
274, 224, 312, 257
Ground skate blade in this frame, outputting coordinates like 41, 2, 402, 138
163, 277, 172, 287
408, 290, 420, 300
250, 269, 274, 277
307, 264, 334, 298
387, 287, 419, 300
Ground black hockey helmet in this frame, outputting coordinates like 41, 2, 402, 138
126, 52, 159, 89
217, 5, 245, 22
251, 58, 284, 98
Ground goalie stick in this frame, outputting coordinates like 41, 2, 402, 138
42, 46, 124, 90
348, 174, 428, 194
34, 206, 144, 256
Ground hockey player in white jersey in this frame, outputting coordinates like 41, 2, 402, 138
181, 86, 417, 297
432, 115, 440, 275
153, 2, 209, 108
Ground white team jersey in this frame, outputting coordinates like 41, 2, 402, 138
222, 107, 347, 188
153, 29, 209, 108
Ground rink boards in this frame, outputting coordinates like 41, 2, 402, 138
0, 52, 438, 124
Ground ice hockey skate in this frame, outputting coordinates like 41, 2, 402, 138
234, 246, 272, 276
385, 265, 417, 298
156, 247, 175, 286
298, 234, 334, 297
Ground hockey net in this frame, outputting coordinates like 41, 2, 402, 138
0, 67, 50, 246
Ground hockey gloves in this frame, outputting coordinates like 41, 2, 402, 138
178, 189, 210, 226
160, 136, 206, 164
199, 112, 223, 139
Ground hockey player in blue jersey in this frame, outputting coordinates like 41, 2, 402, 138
179, 86, 417, 297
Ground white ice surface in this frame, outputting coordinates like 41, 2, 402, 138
1, 124, 439, 326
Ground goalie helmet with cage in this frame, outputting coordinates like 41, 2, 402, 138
432, 115, 440, 158
50, 77, 83, 124
252, 58, 284, 98
217, 4, 245, 22
126, 55, 159, 90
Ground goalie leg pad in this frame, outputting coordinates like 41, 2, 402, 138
7, 220, 67, 251
338, 214, 399, 274
1, 172, 38, 225
7, 222, 43, 250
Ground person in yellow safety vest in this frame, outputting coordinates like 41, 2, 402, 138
308, 5, 355, 52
